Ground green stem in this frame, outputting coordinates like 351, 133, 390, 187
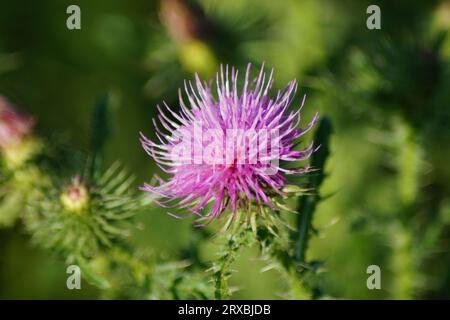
213, 225, 251, 299
390, 118, 421, 299
389, 222, 415, 299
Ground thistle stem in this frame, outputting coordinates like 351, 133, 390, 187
390, 118, 421, 299
213, 225, 251, 299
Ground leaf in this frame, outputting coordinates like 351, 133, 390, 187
294, 116, 333, 264
75, 256, 111, 290
90, 94, 112, 156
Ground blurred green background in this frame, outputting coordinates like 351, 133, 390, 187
1, 0, 450, 299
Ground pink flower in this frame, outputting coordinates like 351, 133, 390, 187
141, 64, 318, 224
0, 96, 35, 148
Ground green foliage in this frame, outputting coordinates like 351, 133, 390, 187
24, 161, 140, 261
0, 166, 45, 227
90, 249, 213, 299
0, 137, 46, 227
1, 0, 450, 300
295, 117, 332, 265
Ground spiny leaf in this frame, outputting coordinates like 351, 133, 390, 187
75, 256, 111, 290
294, 116, 333, 264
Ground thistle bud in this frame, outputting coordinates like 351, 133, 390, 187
60, 177, 90, 213
25, 163, 141, 259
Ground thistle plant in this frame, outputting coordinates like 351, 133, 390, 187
0, 96, 45, 227
0, 93, 217, 298
0, 65, 330, 300
141, 64, 329, 299
2, 0, 449, 300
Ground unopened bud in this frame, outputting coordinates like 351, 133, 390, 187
60, 177, 90, 213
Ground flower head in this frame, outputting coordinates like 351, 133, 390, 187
141, 64, 318, 224
0, 96, 35, 148
0, 96, 39, 169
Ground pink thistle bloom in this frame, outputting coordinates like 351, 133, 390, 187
140, 64, 318, 224
0, 96, 35, 148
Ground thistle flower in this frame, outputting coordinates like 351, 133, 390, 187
0, 96, 34, 149
141, 64, 318, 224
0, 96, 40, 170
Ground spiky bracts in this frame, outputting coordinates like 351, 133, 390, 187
24, 163, 140, 260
